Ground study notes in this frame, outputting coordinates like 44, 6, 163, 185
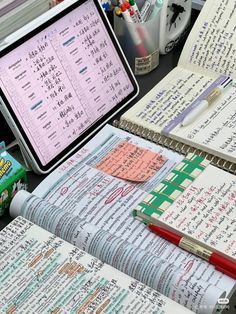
9, 124, 236, 314
134, 153, 236, 273
0, 216, 194, 313
119, 0, 236, 171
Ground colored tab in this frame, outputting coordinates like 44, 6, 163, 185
174, 160, 204, 177
135, 202, 164, 218
146, 191, 173, 209
154, 180, 184, 200
165, 169, 194, 189
134, 154, 211, 224
186, 153, 211, 168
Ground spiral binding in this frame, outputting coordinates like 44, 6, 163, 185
114, 119, 236, 175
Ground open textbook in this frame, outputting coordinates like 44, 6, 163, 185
9, 125, 236, 314
0, 217, 194, 314
117, 0, 236, 173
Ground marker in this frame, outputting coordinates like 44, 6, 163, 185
115, 6, 123, 17
120, 4, 148, 57
129, 9, 137, 23
140, 0, 156, 21
129, 0, 143, 22
130, 0, 159, 54
148, 224, 236, 279
124, 3, 139, 24
101, 2, 111, 11
120, 3, 133, 23
181, 76, 233, 127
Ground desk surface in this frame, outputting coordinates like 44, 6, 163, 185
1, 38, 236, 314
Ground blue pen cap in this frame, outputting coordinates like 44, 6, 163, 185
157, 0, 163, 8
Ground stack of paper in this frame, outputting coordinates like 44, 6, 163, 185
0, 0, 57, 41
192, 0, 206, 10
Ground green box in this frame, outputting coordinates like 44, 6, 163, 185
0, 149, 27, 216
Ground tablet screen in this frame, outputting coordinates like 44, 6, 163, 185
0, 0, 138, 172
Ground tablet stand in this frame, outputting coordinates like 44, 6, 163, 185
6, 140, 31, 171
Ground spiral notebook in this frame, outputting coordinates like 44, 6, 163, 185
115, 0, 236, 174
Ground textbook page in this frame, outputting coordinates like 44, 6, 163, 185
32, 125, 236, 302
10, 191, 225, 314
178, 0, 236, 78
0, 217, 193, 314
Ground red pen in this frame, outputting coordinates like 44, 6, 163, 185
149, 224, 236, 279
119, 3, 147, 57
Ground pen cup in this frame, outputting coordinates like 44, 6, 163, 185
113, 3, 160, 75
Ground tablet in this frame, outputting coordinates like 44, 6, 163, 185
0, 0, 138, 174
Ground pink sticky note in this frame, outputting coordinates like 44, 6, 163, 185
96, 141, 167, 182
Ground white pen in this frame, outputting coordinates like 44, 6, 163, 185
140, 0, 156, 21
181, 77, 233, 127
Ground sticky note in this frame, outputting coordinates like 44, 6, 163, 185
95, 141, 167, 182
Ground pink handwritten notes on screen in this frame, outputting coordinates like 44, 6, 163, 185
96, 141, 167, 182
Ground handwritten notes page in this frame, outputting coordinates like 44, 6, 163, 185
1, 217, 192, 314
171, 83, 236, 163
121, 66, 236, 163
10, 191, 225, 314
179, 0, 236, 78
32, 125, 236, 307
120, 0, 236, 164
159, 165, 236, 260
96, 141, 167, 182
120, 67, 212, 134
